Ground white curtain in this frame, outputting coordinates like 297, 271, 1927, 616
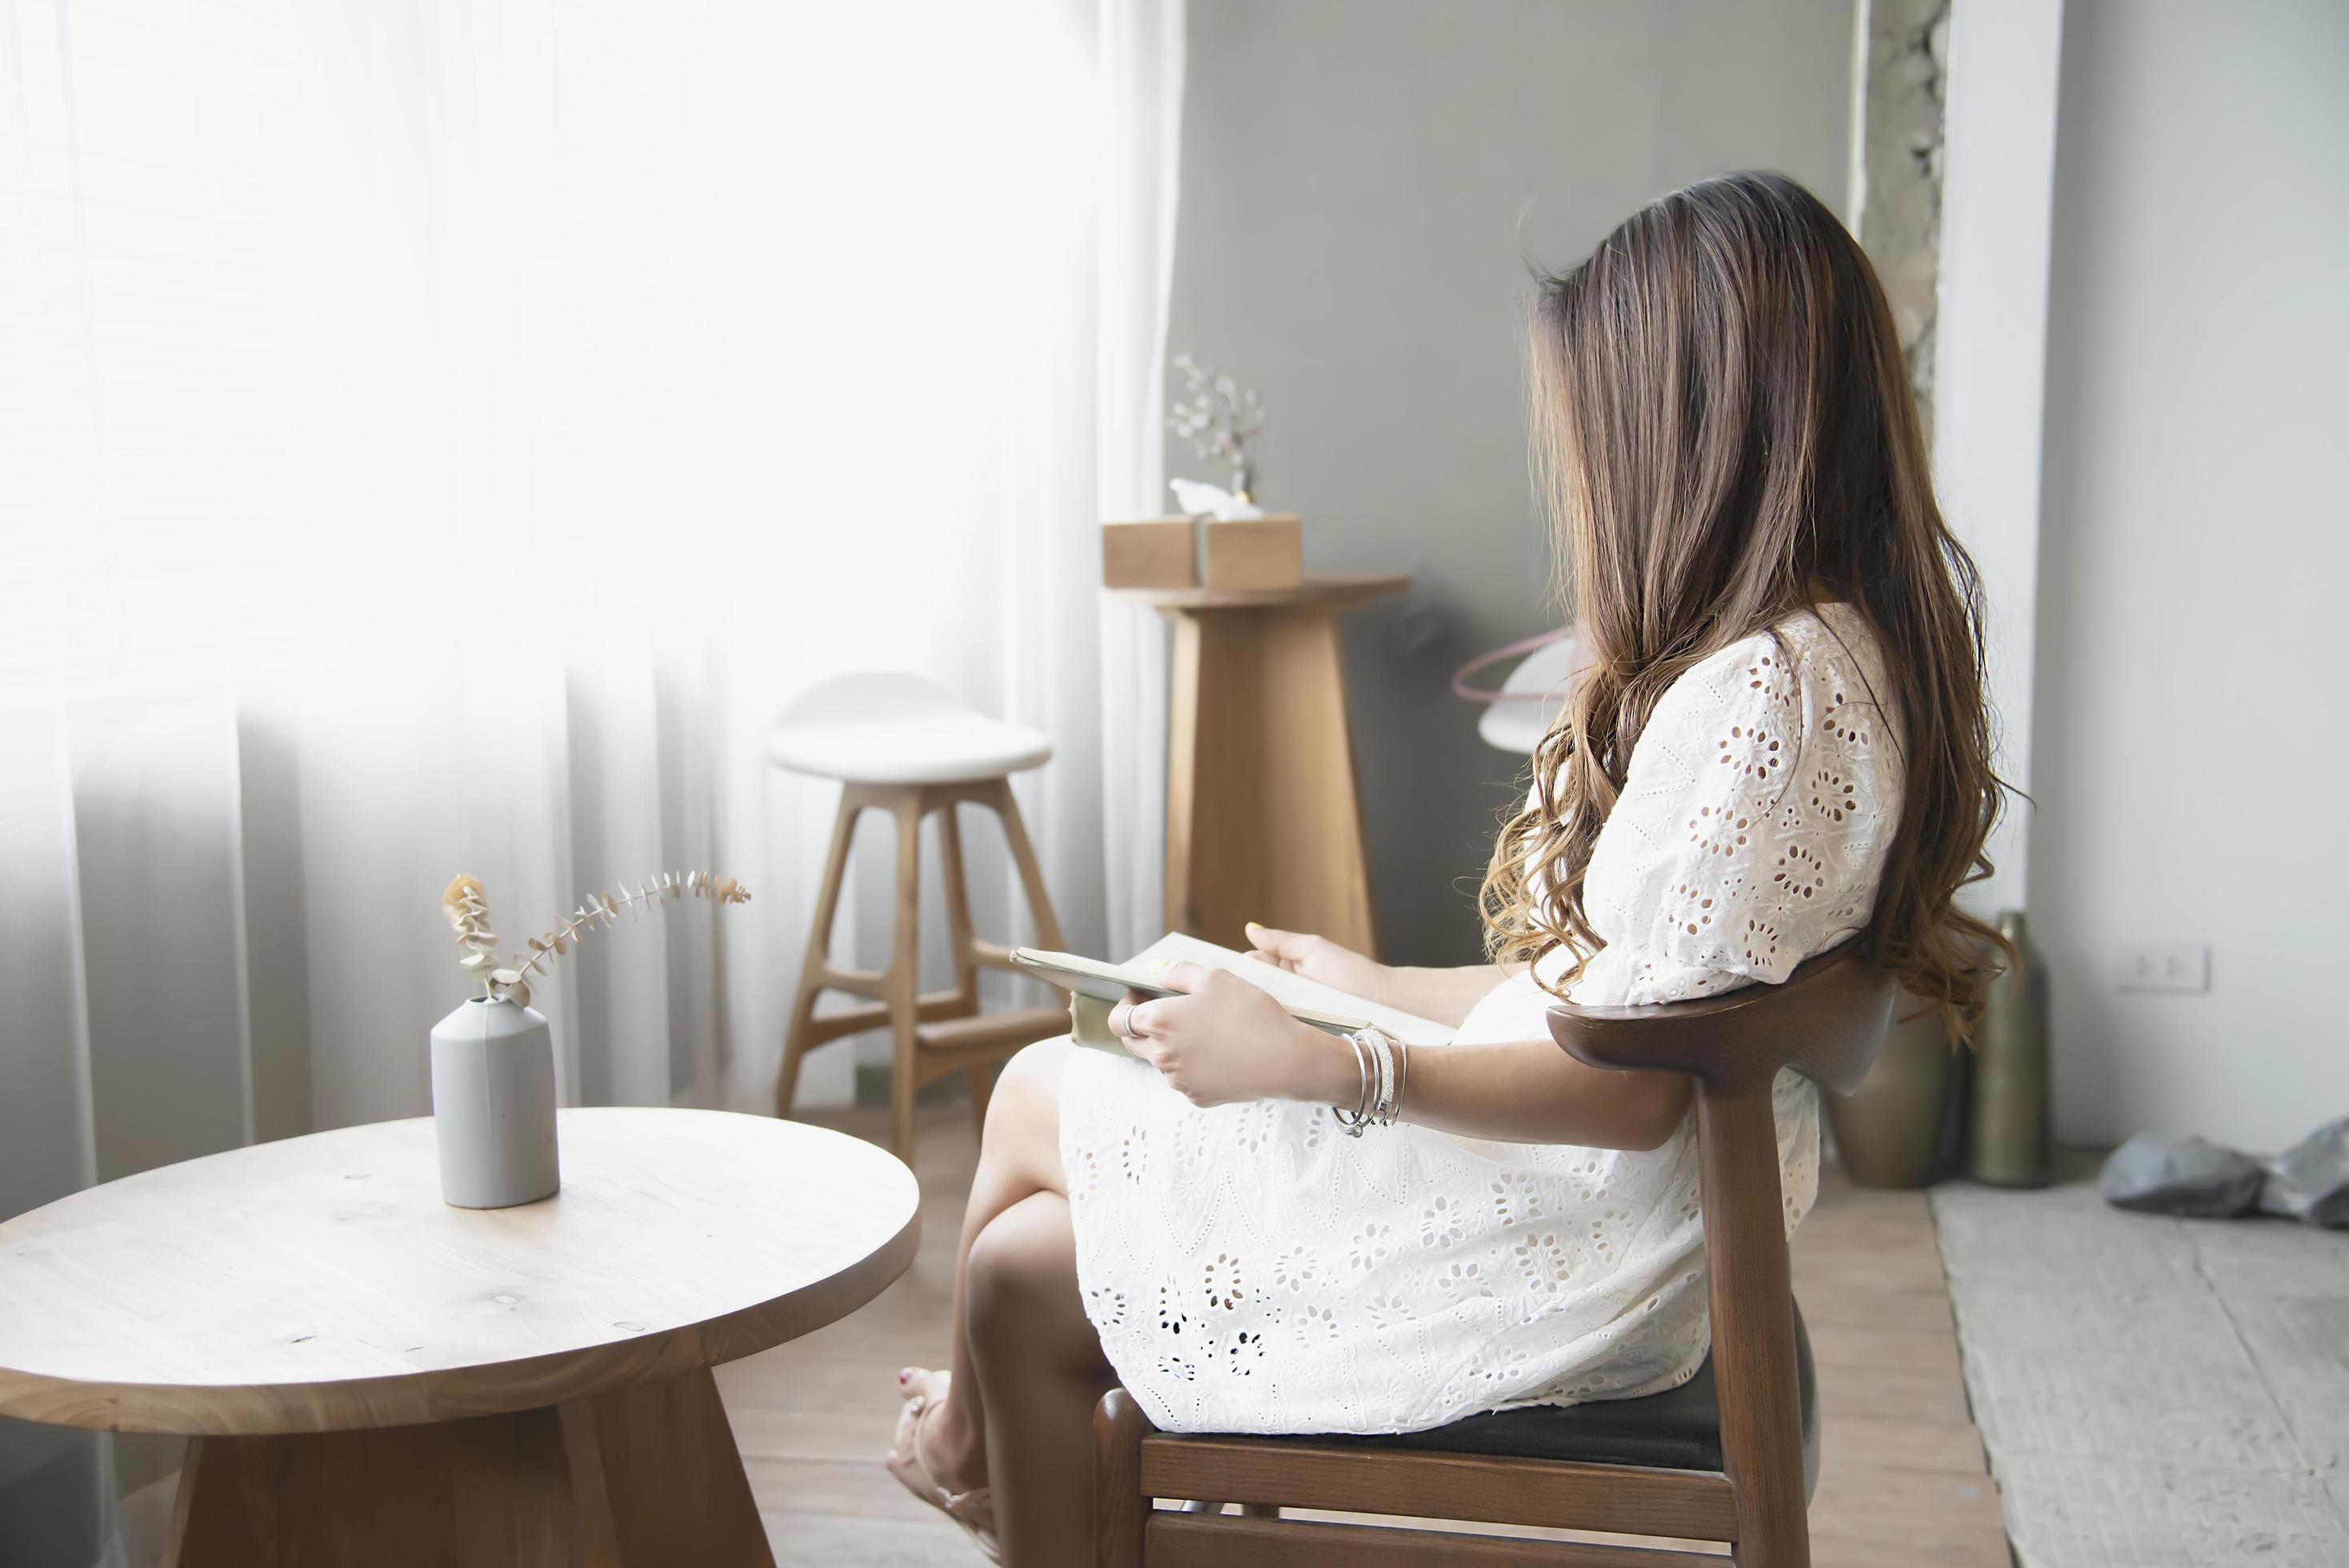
0, 1, 1181, 1561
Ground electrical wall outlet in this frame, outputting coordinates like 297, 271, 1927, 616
2112, 942, 2211, 994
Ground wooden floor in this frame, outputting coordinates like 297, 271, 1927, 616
716, 1098, 2009, 1566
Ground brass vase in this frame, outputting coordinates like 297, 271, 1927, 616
1826, 991, 1961, 1188
1968, 910, 2053, 1187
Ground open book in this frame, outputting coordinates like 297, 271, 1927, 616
1011, 932, 1451, 1052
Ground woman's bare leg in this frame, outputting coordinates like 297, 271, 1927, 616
915, 1038, 1074, 1493
964, 1190, 1114, 1567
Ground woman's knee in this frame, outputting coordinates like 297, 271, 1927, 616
982, 1038, 1069, 1152
994, 1038, 1068, 1109
965, 1191, 1081, 1348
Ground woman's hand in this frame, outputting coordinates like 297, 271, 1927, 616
1110, 963, 1355, 1110
1245, 922, 1391, 997
1247, 921, 1503, 1027
1109, 960, 1691, 1150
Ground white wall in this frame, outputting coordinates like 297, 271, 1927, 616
1935, 0, 2065, 918
1169, 0, 1856, 963
2031, 0, 2349, 1149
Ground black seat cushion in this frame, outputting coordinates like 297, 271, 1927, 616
1283, 1302, 1818, 1494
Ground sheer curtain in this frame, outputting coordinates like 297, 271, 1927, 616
0, 1, 1181, 1561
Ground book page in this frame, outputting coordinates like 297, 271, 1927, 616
1126, 932, 1453, 1046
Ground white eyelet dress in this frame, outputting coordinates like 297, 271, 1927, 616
1061, 605, 1904, 1434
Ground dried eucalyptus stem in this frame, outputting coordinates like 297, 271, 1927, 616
440, 871, 751, 1009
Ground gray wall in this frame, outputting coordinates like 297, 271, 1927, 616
2030, 0, 2349, 1150
1166, 0, 1857, 963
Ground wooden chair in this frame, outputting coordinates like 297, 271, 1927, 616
769, 673, 1070, 1160
1094, 946, 1899, 1567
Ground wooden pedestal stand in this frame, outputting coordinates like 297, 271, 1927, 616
1106, 571, 1409, 958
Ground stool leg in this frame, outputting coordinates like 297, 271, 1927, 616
935, 799, 996, 1142
885, 790, 923, 1162
987, 778, 1065, 950
934, 802, 981, 1016
778, 788, 862, 1119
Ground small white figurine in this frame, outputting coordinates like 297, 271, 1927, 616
1167, 478, 1264, 521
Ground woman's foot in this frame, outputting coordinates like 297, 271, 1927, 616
885, 1368, 998, 1560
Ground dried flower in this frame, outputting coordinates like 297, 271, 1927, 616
442, 871, 751, 1009
1167, 353, 1266, 501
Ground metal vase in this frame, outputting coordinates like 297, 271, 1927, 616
1968, 909, 2054, 1187
430, 996, 561, 1209
1825, 991, 1959, 1189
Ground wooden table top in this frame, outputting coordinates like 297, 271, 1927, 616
0, 1108, 919, 1437
1102, 569, 1411, 612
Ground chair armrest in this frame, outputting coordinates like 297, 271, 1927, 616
1545, 945, 1897, 1098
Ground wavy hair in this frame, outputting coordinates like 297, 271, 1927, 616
1479, 171, 2011, 1030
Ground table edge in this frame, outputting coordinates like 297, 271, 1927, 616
1101, 570, 1411, 610
0, 1184, 921, 1437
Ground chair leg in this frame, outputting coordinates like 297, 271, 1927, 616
1094, 1389, 1150, 1568
885, 791, 923, 1162
778, 787, 862, 1119
987, 778, 1065, 950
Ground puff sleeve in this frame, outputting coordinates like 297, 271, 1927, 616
1563, 612, 1903, 1009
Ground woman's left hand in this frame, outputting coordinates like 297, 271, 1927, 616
1110, 963, 1353, 1109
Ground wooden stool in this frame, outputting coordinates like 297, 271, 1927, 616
769, 674, 1069, 1160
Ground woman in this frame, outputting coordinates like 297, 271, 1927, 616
885, 170, 2007, 1565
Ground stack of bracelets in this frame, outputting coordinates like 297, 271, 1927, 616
1334, 1024, 1408, 1136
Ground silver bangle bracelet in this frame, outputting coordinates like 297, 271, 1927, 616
1343, 1026, 1400, 1134
1335, 1030, 1372, 1136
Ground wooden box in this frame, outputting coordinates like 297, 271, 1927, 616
1203, 514, 1302, 592
1102, 519, 1198, 590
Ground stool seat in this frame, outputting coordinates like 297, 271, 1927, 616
767, 673, 1052, 786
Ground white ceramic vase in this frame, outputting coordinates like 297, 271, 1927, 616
429, 996, 560, 1209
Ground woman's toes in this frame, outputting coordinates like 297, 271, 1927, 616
899, 1366, 951, 1406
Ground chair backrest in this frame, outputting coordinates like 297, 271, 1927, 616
1545, 943, 1900, 1099
1545, 944, 1901, 1566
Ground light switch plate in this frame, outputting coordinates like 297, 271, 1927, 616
2112, 942, 2211, 994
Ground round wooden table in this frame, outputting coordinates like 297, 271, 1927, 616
0, 1107, 919, 1567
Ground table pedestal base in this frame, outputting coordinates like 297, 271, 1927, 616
164, 1367, 772, 1567
1166, 603, 1381, 956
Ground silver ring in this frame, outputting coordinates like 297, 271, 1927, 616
1108, 1001, 1134, 1039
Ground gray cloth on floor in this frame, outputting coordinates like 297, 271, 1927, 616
2099, 1132, 2264, 1218
2257, 1116, 2349, 1228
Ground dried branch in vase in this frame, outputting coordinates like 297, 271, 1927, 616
439, 871, 752, 1009
1167, 353, 1266, 502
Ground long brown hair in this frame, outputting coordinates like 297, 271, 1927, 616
1480, 170, 2010, 1029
